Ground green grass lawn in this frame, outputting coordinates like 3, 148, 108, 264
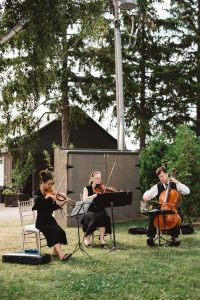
0, 218, 200, 300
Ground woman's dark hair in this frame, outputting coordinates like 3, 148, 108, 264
39, 170, 53, 183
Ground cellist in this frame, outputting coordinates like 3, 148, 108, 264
143, 166, 190, 247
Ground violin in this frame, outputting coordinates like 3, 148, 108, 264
43, 187, 67, 201
94, 183, 117, 194
44, 188, 75, 204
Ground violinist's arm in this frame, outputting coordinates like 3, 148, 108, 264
45, 194, 57, 201
59, 198, 69, 207
56, 192, 75, 205
82, 187, 97, 201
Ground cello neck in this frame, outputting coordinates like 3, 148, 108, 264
163, 181, 171, 203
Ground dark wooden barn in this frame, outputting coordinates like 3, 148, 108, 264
25, 115, 117, 193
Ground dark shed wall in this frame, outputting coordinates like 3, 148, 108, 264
29, 116, 117, 193
34, 117, 117, 154
54, 149, 141, 226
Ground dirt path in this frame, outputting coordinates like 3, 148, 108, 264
0, 203, 19, 222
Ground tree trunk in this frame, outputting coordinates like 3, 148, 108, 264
139, 6, 147, 149
196, 0, 200, 136
61, 32, 70, 149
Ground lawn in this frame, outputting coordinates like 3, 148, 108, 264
0, 217, 200, 300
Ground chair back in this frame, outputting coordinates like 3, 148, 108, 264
18, 199, 35, 227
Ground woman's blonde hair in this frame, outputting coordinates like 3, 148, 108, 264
89, 170, 101, 184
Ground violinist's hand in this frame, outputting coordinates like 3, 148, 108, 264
67, 197, 76, 204
58, 198, 69, 207
169, 177, 179, 184
92, 194, 97, 199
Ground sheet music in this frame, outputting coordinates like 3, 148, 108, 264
70, 200, 92, 217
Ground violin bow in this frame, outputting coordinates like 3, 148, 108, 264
103, 161, 116, 192
55, 172, 67, 196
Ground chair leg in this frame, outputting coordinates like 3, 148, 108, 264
22, 232, 25, 251
38, 232, 42, 253
35, 233, 40, 252
179, 227, 182, 240
91, 232, 94, 246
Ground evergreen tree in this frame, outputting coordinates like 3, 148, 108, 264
140, 132, 169, 193
1, 0, 195, 152
141, 125, 200, 220
118, 0, 187, 148
0, 0, 110, 149
155, 0, 200, 136
165, 125, 200, 220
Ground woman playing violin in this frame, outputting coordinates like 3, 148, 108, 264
81, 170, 112, 247
143, 166, 190, 247
32, 170, 72, 261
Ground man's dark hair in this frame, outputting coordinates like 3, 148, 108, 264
156, 166, 167, 176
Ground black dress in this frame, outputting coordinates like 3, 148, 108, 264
81, 185, 111, 236
32, 189, 67, 247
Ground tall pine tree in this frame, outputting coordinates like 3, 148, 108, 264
0, 0, 111, 149
154, 0, 199, 137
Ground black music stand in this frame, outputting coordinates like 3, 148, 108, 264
148, 209, 176, 247
70, 200, 92, 258
93, 192, 133, 252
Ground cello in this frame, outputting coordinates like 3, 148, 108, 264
154, 173, 182, 231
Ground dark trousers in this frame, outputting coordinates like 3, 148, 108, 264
147, 213, 181, 239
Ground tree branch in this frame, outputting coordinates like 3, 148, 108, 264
0, 19, 27, 45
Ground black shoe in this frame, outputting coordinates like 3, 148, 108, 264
147, 238, 156, 247
100, 243, 107, 248
168, 239, 181, 247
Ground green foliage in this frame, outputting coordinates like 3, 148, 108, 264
1, 0, 199, 152
12, 151, 33, 193
140, 125, 200, 220
43, 150, 54, 177
157, 0, 200, 136
166, 125, 200, 220
0, 0, 112, 149
140, 133, 169, 192
2, 187, 15, 195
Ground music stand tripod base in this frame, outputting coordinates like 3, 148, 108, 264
153, 230, 171, 247
150, 209, 176, 247
93, 192, 132, 253
70, 200, 92, 259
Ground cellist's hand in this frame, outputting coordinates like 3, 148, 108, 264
169, 177, 179, 184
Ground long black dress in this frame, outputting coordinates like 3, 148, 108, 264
81, 185, 111, 236
32, 189, 67, 247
